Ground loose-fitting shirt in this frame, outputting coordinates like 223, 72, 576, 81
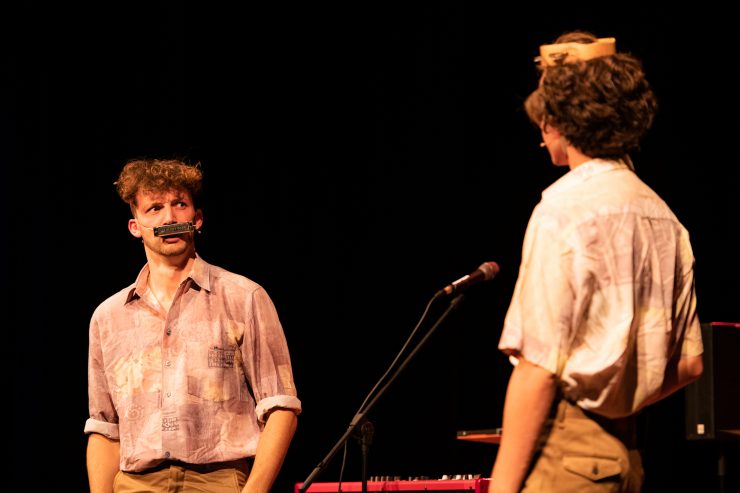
499, 159, 703, 418
85, 255, 301, 471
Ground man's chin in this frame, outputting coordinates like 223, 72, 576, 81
156, 242, 192, 257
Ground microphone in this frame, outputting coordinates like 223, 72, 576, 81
439, 261, 500, 296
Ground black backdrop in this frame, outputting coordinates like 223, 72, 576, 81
6, 3, 740, 492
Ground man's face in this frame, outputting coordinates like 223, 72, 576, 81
128, 188, 203, 258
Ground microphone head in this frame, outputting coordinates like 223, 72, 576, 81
438, 261, 500, 297
479, 261, 500, 280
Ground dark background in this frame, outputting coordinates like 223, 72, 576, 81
6, 3, 739, 492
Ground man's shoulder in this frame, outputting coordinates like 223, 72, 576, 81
203, 261, 264, 295
91, 283, 137, 318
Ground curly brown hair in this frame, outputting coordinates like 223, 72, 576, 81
524, 31, 658, 159
115, 158, 203, 210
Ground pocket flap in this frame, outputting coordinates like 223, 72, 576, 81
562, 456, 622, 481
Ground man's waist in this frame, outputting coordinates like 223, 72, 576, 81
132, 457, 253, 475
559, 398, 639, 449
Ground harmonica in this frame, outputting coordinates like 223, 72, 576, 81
153, 222, 196, 237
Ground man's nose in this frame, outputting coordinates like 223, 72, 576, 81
161, 205, 176, 223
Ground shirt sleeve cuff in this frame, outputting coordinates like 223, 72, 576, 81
84, 418, 120, 439
255, 395, 302, 423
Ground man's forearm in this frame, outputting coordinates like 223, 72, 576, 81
490, 357, 557, 493
640, 354, 703, 409
87, 433, 120, 493
243, 409, 298, 493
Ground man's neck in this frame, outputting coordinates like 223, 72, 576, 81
566, 146, 593, 170
145, 250, 197, 311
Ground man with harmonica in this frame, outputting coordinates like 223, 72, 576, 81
84, 158, 302, 493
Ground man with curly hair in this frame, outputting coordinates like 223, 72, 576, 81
489, 32, 704, 492
85, 158, 301, 493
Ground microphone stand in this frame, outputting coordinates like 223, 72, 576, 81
357, 420, 374, 492
298, 293, 466, 493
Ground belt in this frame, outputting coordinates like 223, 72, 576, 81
138, 458, 253, 475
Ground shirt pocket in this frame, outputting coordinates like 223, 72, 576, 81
186, 342, 241, 402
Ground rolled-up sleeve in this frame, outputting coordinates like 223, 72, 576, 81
85, 313, 120, 439
247, 287, 302, 423
499, 208, 574, 376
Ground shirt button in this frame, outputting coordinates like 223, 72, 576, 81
165, 360, 171, 367
166, 328, 172, 336
164, 451, 170, 458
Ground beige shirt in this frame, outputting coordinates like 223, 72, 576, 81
85, 256, 301, 471
499, 159, 703, 418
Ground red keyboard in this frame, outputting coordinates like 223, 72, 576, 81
295, 478, 491, 492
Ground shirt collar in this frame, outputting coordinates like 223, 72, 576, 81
125, 254, 212, 304
542, 158, 629, 199
189, 254, 212, 292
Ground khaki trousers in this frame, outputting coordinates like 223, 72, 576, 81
522, 400, 643, 493
114, 459, 251, 493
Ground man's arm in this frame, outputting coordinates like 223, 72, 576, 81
490, 357, 557, 493
243, 409, 298, 493
87, 433, 120, 493
640, 354, 703, 409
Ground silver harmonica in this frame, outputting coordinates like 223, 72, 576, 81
153, 222, 196, 237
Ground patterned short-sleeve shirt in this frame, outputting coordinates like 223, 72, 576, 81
499, 159, 702, 418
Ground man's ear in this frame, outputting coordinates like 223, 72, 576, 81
194, 209, 204, 232
541, 122, 563, 140
128, 218, 143, 238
